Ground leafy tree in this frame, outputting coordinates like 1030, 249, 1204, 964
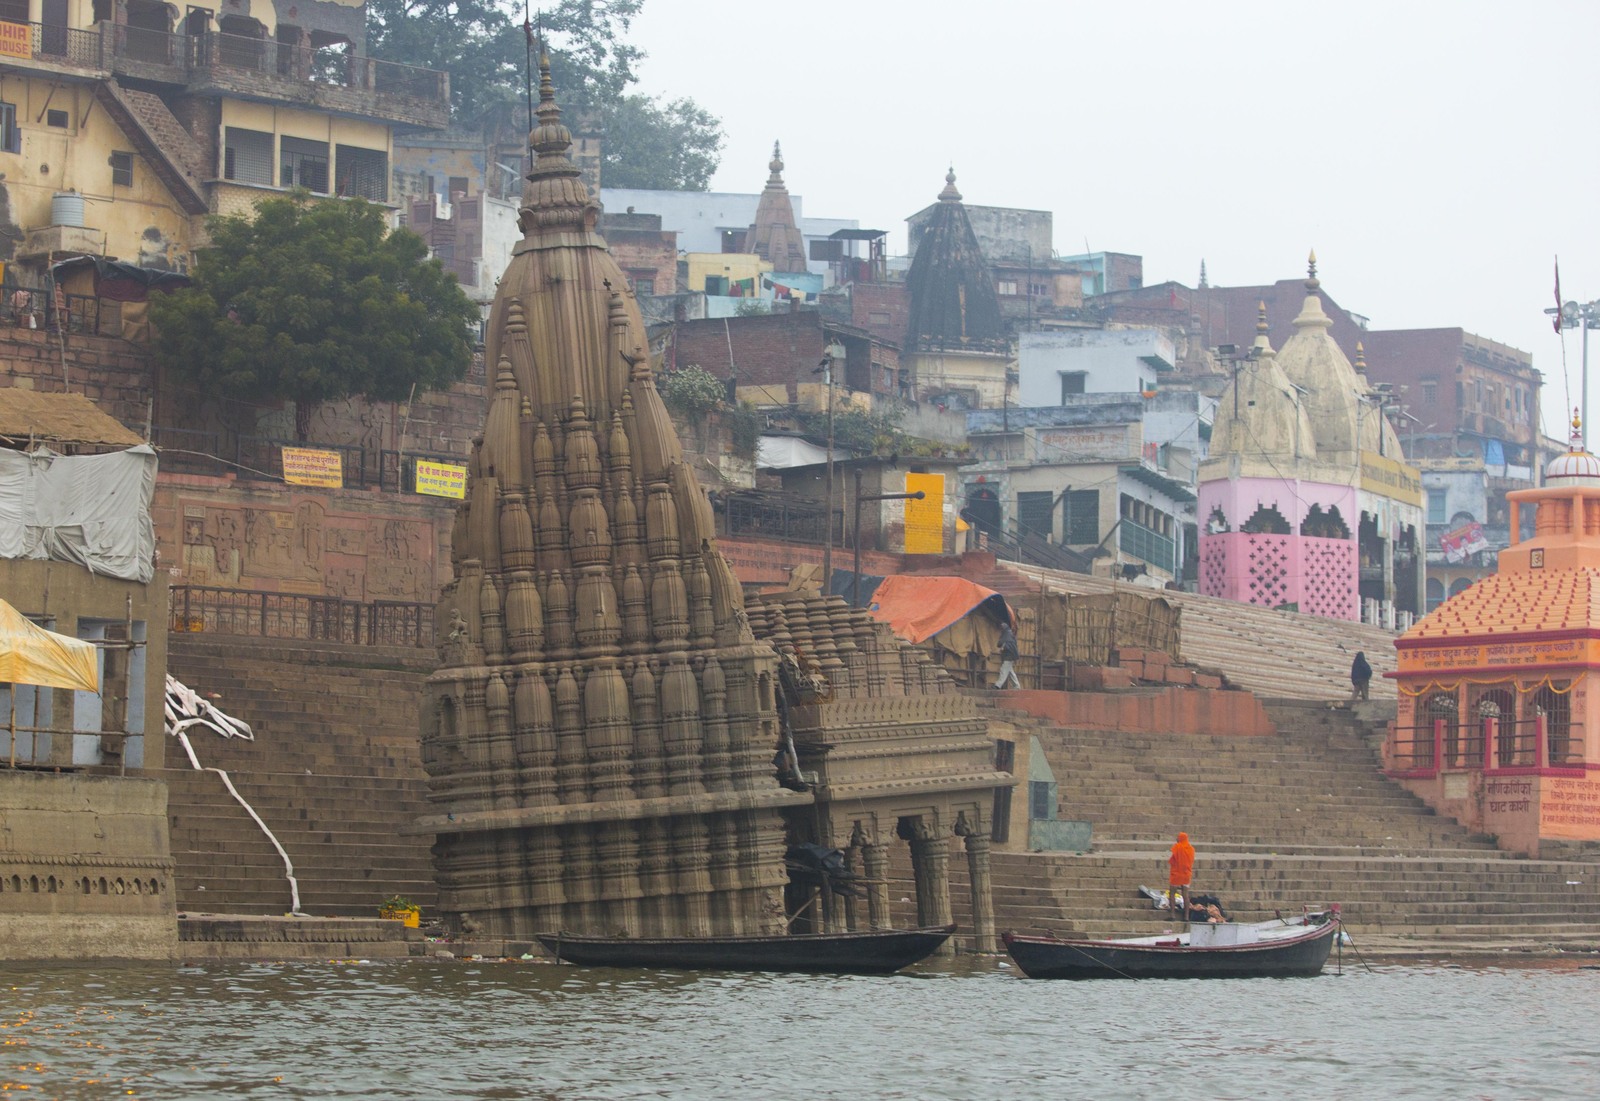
599, 94, 723, 190
151, 193, 479, 441
366, 0, 722, 190
660, 364, 727, 418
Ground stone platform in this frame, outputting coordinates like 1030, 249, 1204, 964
176, 913, 427, 960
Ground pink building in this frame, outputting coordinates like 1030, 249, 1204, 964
1198, 259, 1423, 622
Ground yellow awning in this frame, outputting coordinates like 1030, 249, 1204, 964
0, 598, 98, 692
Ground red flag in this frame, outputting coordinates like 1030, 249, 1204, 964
1555, 256, 1564, 334
1168, 286, 1178, 308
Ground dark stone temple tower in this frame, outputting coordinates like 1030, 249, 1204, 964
419, 58, 811, 938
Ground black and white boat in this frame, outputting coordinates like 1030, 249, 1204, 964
1002, 909, 1341, 980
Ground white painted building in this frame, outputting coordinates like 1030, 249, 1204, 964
1018, 328, 1176, 406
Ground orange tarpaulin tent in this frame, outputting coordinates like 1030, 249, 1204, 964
866, 575, 1012, 644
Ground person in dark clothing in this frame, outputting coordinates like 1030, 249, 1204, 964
993, 621, 1020, 689
1351, 651, 1372, 701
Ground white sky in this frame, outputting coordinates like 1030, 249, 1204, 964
626, 0, 1600, 439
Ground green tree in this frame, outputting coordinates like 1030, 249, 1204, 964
366, 0, 722, 190
151, 193, 479, 441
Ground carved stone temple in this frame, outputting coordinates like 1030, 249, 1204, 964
418, 61, 1011, 946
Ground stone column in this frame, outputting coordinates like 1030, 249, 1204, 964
908, 823, 953, 952
859, 835, 891, 930
955, 812, 997, 954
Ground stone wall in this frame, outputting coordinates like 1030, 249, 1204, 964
2, 327, 157, 434
0, 773, 178, 961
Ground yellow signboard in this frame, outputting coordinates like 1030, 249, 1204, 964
1397, 635, 1597, 674
414, 459, 468, 499
281, 447, 343, 488
903, 472, 945, 554
1359, 449, 1423, 507
0, 22, 30, 59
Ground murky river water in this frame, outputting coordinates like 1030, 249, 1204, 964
3, 953, 1596, 1099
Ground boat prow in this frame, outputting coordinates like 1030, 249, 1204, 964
1002, 910, 1341, 980
535, 925, 957, 975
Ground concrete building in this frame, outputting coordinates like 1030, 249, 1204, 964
667, 311, 901, 411
0, 0, 447, 290
1018, 328, 1176, 406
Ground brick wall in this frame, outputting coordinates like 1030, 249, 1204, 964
673, 311, 827, 390
1, 327, 157, 432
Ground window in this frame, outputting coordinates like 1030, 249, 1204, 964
1420, 379, 1437, 406
867, 311, 891, 326
224, 127, 273, 185
632, 277, 654, 296
46, 109, 68, 129
1028, 282, 1049, 297
280, 136, 329, 193
447, 175, 468, 200
1061, 371, 1087, 400
1017, 490, 1054, 541
110, 151, 133, 187
1427, 489, 1447, 525
1066, 489, 1099, 545
0, 102, 19, 155
334, 144, 387, 200
996, 280, 1019, 296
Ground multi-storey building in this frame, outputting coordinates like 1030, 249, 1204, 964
0, 0, 447, 288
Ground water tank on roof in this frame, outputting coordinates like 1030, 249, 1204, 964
51, 191, 86, 228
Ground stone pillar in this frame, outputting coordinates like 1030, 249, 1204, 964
908, 823, 953, 952
955, 812, 997, 954
859, 834, 891, 930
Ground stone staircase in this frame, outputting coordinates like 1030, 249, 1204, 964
882, 699, 1600, 951
1006, 562, 1399, 700
163, 636, 439, 919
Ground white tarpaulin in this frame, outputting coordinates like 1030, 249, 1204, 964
757, 435, 831, 470
0, 446, 157, 582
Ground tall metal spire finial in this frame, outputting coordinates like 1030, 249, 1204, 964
1256, 300, 1269, 334
1355, 342, 1367, 374
1572, 406, 1585, 452
1306, 248, 1320, 292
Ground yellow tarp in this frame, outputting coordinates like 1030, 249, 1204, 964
0, 598, 98, 691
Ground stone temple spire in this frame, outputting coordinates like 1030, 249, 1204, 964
905, 166, 1004, 353
421, 61, 807, 941
743, 140, 809, 273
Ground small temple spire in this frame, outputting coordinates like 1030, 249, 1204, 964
1572, 406, 1585, 452
1306, 248, 1320, 291
938, 166, 962, 203
767, 141, 784, 183
1198, 259, 1209, 289
1354, 342, 1367, 374
1256, 300, 1269, 334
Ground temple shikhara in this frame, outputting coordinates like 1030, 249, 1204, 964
419, 59, 1009, 942
1198, 257, 1424, 621
1388, 412, 1600, 855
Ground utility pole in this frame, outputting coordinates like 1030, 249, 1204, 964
820, 341, 845, 593
1548, 298, 1600, 434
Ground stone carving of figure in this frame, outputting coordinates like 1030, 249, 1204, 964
447, 608, 470, 641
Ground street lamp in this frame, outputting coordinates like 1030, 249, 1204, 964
818, 341, 846, 592
1546, 298, 1600, 434
852, 467, 925, 607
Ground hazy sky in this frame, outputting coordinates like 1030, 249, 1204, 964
624, 0, 1600, 438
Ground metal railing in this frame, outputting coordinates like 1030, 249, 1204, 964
170, 585, 433, 648
723, 492, 841, 546
10, 21, 448, 106
1389, 717, 1585, 773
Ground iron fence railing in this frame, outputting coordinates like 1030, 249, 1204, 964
1390, 718, 1585, 773
170, 585, 433, 648
3, 20, 104, 67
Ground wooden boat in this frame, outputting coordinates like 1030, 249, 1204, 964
1002, 910, 1340, 980
535, 924, 956, 975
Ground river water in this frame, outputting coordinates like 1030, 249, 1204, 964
3, 953, 1597, 1100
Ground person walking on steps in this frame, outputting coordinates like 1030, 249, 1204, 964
1167, 831, 1195, 917
993, 620, 1020, 689
1351, 651, 1372, 702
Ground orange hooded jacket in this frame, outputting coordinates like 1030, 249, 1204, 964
1168, 832, 1195, 886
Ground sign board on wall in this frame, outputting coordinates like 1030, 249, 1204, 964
281, 447, 343, 488
414, 460, 468, 499
1439, 521, 1489, 563
1359, 450, 1423, 506
903, 472, 945, 554
0, 23, 30, 59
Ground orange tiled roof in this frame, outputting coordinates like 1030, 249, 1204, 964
1405, 568, 1600, 640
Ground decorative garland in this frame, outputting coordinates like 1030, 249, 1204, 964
1398, 675, 1577, 698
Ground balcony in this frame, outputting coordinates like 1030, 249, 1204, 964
1119, 519, 1175, 574
0, 22, 448, 130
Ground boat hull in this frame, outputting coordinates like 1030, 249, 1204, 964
535, 925, 956, 975
1003, 914, 1339, 980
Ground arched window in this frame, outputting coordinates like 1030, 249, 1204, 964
1426, 577, 1445, 612
1423, 691, 1458, 768
1531, 684, 1572, 766
1241, 505, 1291, 535
1470, 685, 1517, 767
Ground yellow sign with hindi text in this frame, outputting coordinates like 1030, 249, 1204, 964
414, 459, 468, 499
281, 447, 343, 488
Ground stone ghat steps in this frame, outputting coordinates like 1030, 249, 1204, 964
176, 915, 428, 957
1004, 562, 1398, 702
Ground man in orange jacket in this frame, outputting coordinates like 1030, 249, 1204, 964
1167, 831, 1196, 915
